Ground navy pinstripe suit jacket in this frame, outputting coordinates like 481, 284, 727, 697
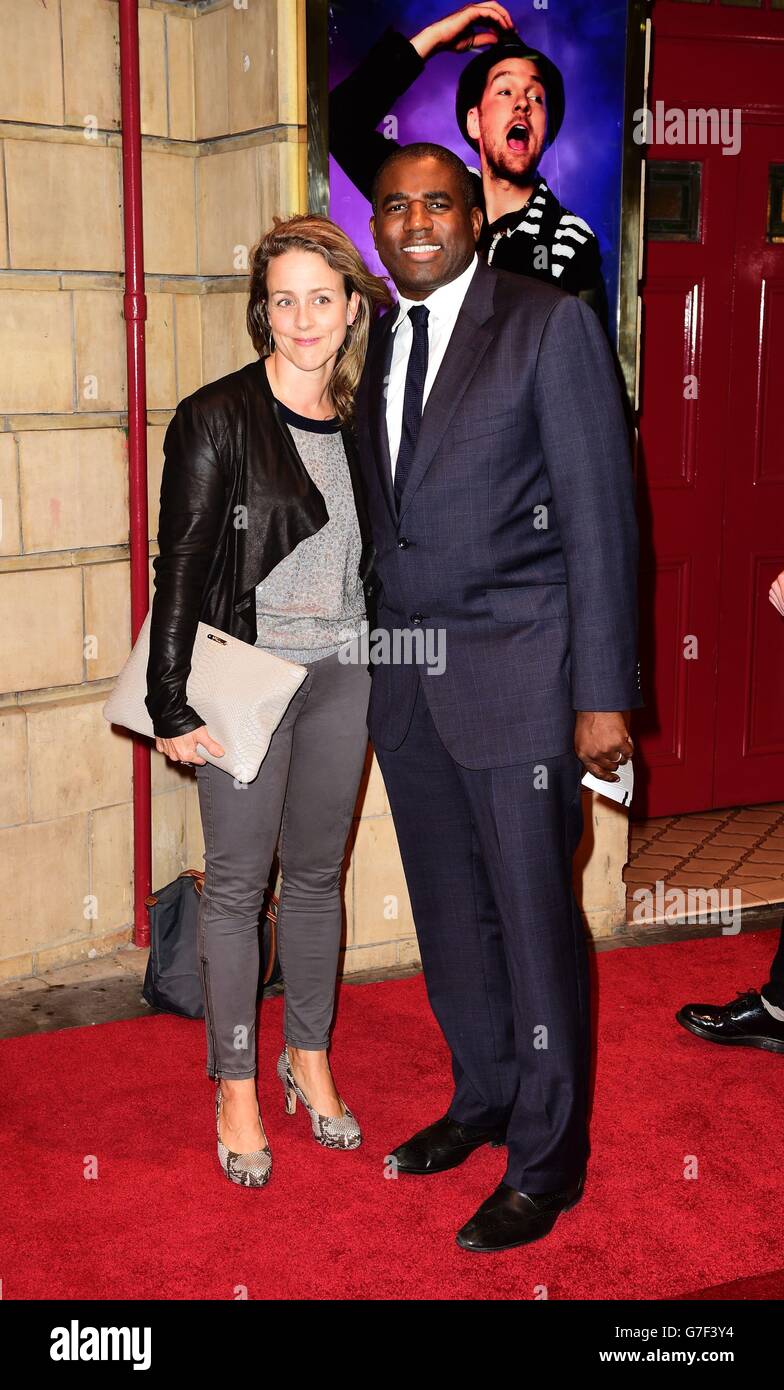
355, 258, 643, 769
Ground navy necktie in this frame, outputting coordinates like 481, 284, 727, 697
394, 304, 430, 512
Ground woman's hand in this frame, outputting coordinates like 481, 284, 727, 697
155, 725, 225, 766
769, 568, 784, 617
410, 3, 514, 61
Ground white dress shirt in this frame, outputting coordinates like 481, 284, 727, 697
386, 252, 479, 478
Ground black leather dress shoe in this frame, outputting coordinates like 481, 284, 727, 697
676, 990, 784, 1054
389, 1114, 507, 1175
456, 1174, 585, 1252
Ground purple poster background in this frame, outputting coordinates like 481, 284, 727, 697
327, 1, 629, 341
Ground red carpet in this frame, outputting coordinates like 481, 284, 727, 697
677, 1268, 784, 1300
1, 929, 783, 1300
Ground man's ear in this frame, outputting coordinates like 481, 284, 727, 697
471, 206, 484, 243
466, 105, 480, 142
369, 214, 377, 249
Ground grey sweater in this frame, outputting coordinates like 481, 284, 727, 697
254, 399, 368, 663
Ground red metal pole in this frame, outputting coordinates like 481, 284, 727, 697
118, 0, 151, 949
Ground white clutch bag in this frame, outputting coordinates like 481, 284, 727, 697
102, 609, 308, 784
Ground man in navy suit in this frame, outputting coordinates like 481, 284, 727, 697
354, 142, 643, 1252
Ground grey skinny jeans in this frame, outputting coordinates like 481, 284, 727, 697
194, 647, 372, 1079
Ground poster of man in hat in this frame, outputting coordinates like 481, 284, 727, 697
328, 1, 635, 337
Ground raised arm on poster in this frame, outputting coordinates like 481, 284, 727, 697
328, 3, 609, 328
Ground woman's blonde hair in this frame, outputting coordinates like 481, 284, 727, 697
247, 214, 393, 424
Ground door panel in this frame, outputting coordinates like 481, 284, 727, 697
635, 5, 784, 816
637, 148, 736, 815
712, 122, 784, 803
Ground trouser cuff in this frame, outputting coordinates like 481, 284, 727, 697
760, 990, 784, 1022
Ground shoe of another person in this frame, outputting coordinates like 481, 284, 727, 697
676, 990, 784, 1055
456, 1173, 585, 1253
388, 1114, 507, 1176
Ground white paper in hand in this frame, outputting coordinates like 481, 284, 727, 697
581, 758, 634, 807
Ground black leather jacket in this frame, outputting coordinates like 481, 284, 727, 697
145, 356, 379, 739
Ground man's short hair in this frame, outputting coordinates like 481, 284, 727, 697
370, 143, 481, 215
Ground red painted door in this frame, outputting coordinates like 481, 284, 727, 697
713, 120, 784, 806
635, 1, 784, 817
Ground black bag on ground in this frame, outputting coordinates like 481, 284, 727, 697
142, 869, 281, 1018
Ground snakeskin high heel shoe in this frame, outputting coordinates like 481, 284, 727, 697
276, 1045, 361, 1150
215, 1083, 272, 1188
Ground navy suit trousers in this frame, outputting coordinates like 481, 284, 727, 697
375, 672, 591, 1192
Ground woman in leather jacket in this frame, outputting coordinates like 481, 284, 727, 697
146, 215, 392, 1187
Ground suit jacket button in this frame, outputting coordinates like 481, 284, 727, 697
397, 537, 410, 549
410, 612, 423, 624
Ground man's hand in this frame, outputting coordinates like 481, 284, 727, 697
769, 568, 784, 617
155, 724, 225, 767
410, 3, 514, 61
575, 711, 633, 783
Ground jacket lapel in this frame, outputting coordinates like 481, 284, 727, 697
341, 423, 371, 543
398, 259, 497, 521
366, 312, 397, 523
235, 359, 329, 605
341, 421, 378, 585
